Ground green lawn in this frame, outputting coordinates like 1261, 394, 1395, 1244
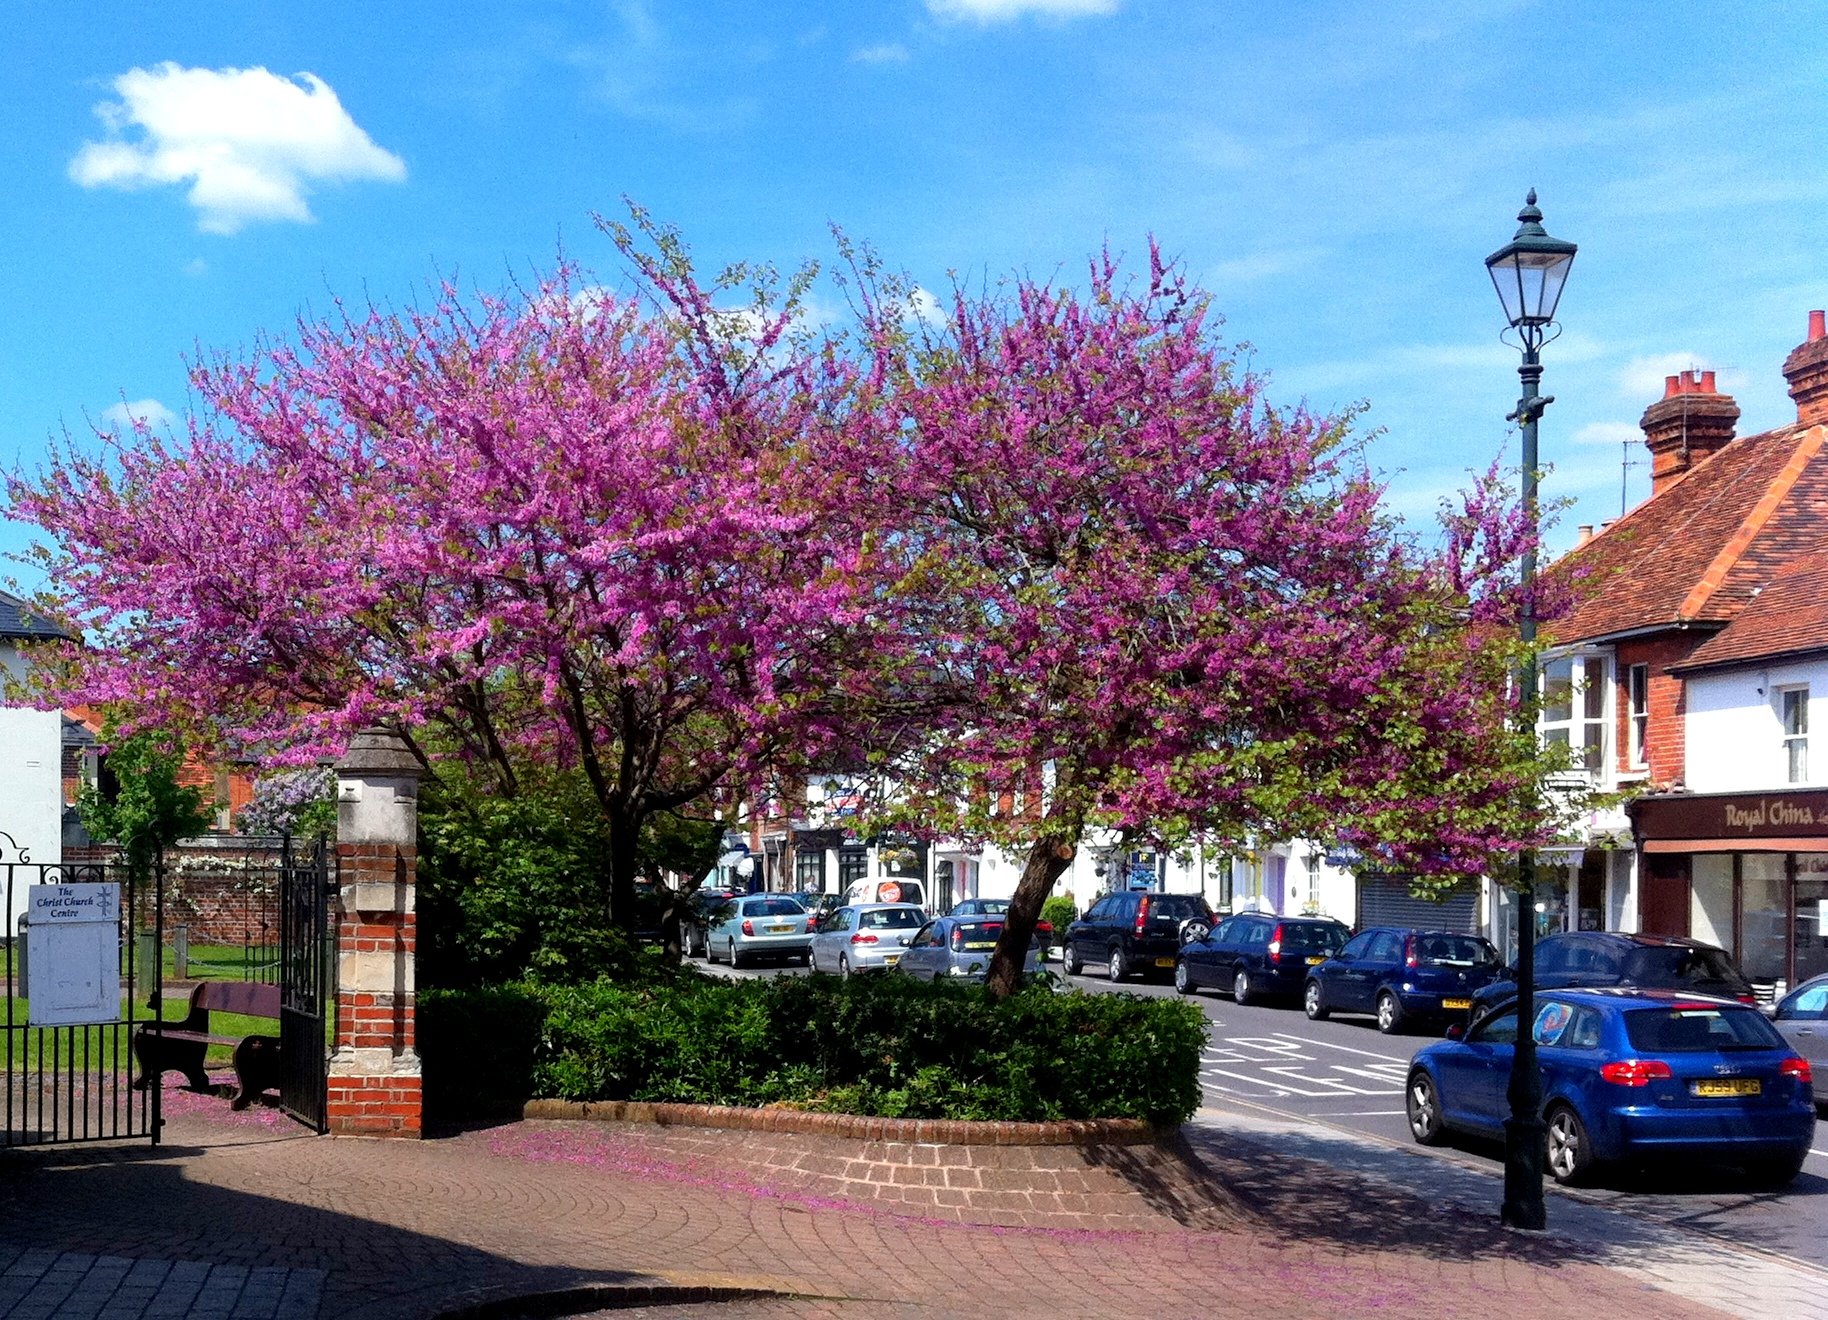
0, 995, 288, 1070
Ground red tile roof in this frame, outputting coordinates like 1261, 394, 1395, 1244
1552, 423, 1828, 644
1674, 555, 1828, 672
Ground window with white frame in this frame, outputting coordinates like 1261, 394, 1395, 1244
1782, 687, 1809, 784
1540, 654, 1608, 774
1304, 853, 1321, 912
1626, 663, 1649, 769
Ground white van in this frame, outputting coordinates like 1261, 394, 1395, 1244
844, 878, 927, 911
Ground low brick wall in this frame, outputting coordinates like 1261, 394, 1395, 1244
523, 1100, 1242, 1231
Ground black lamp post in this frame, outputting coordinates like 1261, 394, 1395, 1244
1485, 190, 1576, 1232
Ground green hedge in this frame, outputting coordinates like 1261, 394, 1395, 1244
420, 974, 1205, 1127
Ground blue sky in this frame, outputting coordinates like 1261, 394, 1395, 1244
5, 0, 1827, 590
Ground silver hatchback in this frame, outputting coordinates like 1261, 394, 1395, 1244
705, 895, 813, 968
808, 903, 926, 976
895, 915, 1043, 983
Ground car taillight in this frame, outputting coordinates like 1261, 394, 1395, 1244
1134, 896, 1150, 934
741, 920, 754, 936
1737, 994, 1758, 1006
1781, 1057, 1813, 1086
1599, 1059, 1673, 1087
850, 933, 878, 944
950, 927, 965, 951
1268, 926, 1283, 966
1404, 934, 1418, 969
1035, 920, 1052, 934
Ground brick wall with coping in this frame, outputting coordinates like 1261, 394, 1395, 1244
522, 1100, 1238, 1231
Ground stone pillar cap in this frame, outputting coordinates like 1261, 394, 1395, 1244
336, 726, 426, 779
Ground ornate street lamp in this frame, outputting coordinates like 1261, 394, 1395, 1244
1486, 190, 1576, 1231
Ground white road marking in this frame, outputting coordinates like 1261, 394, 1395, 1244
1326, 1109, 1408, 1116
1266, 1032, 1411, 1064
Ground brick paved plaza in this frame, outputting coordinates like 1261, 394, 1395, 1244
0, 1077, 1811, 1319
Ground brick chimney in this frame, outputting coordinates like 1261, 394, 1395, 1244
1640, 368, 1739, 496
1783, 310, 1828, 425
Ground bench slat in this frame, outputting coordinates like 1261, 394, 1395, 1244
195, 982, 282, 1019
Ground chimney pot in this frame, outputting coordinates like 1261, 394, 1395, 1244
1700, 370, 1716, 393
1664, 374, 1681, 399
1576, 525, 1594, 547
1785, 314, 1828, 424
1640, 364, 1739, 497
1811, 310, 1826, 342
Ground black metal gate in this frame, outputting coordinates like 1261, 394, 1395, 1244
0, 833, 156, 1147
277, 836, 332, 1132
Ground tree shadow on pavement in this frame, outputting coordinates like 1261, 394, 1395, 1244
1177, 1121, 1684, 1268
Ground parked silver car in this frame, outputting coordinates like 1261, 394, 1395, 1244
1773, 974, 1828, 1112
705, 895, 813, 968
895, 914, 1042, 983
808, 903, 925, 976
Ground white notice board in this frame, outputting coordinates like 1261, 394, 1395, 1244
26, 883, 122, 1027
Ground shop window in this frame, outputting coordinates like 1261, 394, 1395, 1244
1781, 687, 1809, 783
795, 850, 825, 891
1741, 854, 1787, 984
1626, 664, 1649, 769
1540, 654, 1608, 775
838, 847, 868, 887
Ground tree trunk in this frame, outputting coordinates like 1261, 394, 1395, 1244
607, 809, 641, 935
985, 835, 1074, 998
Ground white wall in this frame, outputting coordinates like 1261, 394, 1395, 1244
1687, 657, 1828, 792
0, 706, 64, 872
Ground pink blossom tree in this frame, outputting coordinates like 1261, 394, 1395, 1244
10, 216, 888, 932
851, 248, 1555, 996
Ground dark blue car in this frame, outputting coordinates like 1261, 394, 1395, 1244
1303, 927, 1502, 1033
1406, 989, 1815, 1186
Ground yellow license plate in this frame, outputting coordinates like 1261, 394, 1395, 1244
1154, 957, 1175, 968
1306, 956, 1325, 965
881, 954, 900, 964
964, 941, 996, 950
768, 925, 794, 934
1442, 998, 1471, 1010
1691, 1079, 1761, 1098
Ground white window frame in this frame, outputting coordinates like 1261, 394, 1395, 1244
1626, 663, 1650, 770
1780, 685, 1809, 784
1538, 652, 1610, 779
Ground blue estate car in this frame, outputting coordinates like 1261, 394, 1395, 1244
1406, 989, 1815, 1187
1303, 927, 1503, 1033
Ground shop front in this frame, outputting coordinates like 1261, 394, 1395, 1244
1629, 788, 1828, 998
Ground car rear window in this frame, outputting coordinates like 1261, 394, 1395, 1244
955, 921, 1003, 948
860, 907, 923, 929
1622, 946, 1746, 988
1622, 1005, 1785, 1053
745, 898, 805, 917
1150, 895, 1209, 920
1416, 934, 1498, 968
1280, 923, 1347, 953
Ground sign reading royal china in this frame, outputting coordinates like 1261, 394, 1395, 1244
1632, 788, 1828, 845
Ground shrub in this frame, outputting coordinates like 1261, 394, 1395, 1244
421, 974, 1207, 1126
1041, 896, 1078, 945
418, 985, 551, 1122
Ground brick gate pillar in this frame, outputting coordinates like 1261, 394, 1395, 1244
328, 728, 425, 1137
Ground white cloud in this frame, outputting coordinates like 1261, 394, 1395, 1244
906, 286, 946, 329
100, 399, 176, 433
69, 63, 406, 235
1613, 352, 1746, 402
926, 0, 1117, 22
852, 43, 911, 64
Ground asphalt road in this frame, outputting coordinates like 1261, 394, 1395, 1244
700, 949, 1828, 1272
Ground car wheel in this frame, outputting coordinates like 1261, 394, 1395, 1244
1174, 960, 1197, 996
1180, 920, 1210, 946
1303, 980, 1329, 1021
1406, 1070, 1445, 1146
1061, 943, 1082, 976
1375, 990, 1406, 1035
1745, 1151, 1808, 1190
1107, 945, 1129, 982
1233, 969, 1254, 1006
705, 936, 721, 965
1544, 1105, 1595, 1186
838, 954, 852, 979
731, 945, 748, 970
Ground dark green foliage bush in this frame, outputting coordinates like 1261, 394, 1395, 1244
1040, 896, 1078, 944
423, 974, 1207, 1126
418, 985, 550, 1122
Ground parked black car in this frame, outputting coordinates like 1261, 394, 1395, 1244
1467, 931, 1757, 1018
1176, 914, 1349, 1004
1304, 927, 1503, 1033
681, 888, 742, 957
1060, 891, 1212, 982
792, 890, 841, 931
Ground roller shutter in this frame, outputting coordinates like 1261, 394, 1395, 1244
1355, 876, 1477, 932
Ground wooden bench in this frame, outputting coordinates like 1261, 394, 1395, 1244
132, 982, 283, 1111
